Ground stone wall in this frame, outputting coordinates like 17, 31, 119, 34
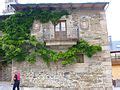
12, 9, 112, 89
13, 52, 112, 89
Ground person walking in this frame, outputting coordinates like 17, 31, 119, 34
13, 71, 20, 90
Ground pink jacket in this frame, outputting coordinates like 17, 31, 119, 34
17, 72, 20, 81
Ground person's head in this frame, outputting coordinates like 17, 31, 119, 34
14, 70, 20, 75
14, 71, 17, 75
17, 70, 20, 75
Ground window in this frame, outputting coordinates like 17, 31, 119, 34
61, 21, 66, 31
116, 53, 120, 59
111, 53, 116, 59
55, 20, 66, 31
55, 24, 60, 31
111, 52, 120, 60
76, 54, 84, 63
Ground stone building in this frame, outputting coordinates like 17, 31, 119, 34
2, 0, 18, 15
109, 39, 120, 87
0, 2, 112, 89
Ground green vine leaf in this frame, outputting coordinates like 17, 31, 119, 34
0, 9, 102, 65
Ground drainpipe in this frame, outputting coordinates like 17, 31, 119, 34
77, 26, 79, 40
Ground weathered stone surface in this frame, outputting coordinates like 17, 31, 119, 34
0, 64, 12, 81
0, 9, 112, 89
12, 56, 112, 88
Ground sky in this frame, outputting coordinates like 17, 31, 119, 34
0, 0, 119, 41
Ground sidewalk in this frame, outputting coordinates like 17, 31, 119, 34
0, 82, 72, 90
0, 82, 12, 90
0, 82, 120, 90
0, 83, 60, 90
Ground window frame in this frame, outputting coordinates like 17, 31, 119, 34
76, 53, 84, 63
54, 20, 67, 32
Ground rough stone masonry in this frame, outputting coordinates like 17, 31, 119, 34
12, 9, 112, 89
0, 3, 112, 89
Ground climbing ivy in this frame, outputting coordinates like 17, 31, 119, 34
0, 10, 102, 65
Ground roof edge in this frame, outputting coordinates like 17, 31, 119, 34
11, 2, 109, 11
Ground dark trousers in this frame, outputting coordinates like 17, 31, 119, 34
13, 80, 20, 90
